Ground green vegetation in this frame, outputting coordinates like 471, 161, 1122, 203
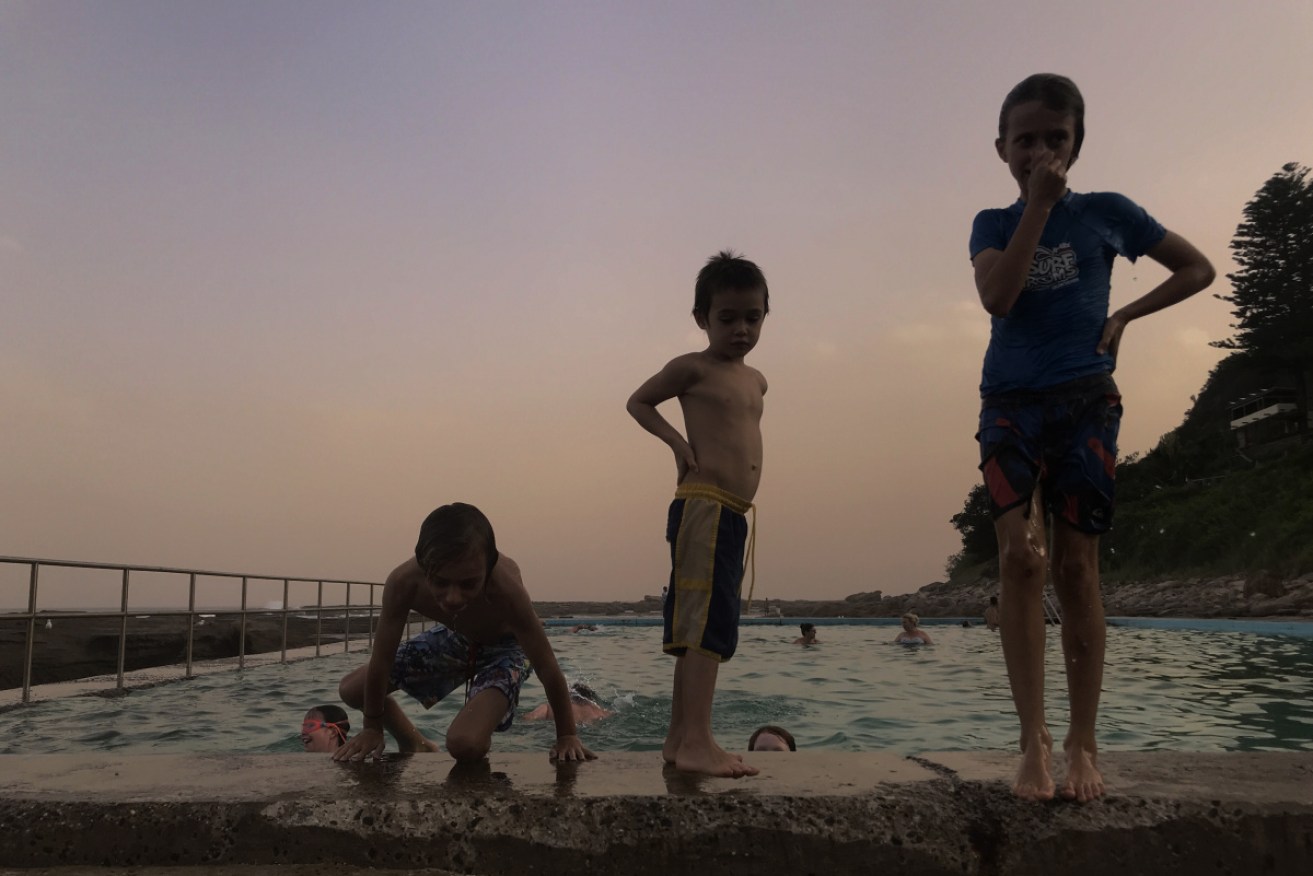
1214, 162, 1313, 431
947, 163, 1313, 583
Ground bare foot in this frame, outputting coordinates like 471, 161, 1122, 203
1012, 735, 1055, 801
662, 733, 679, 765
1060, 744, 1104, 803
675, 741, 759, 777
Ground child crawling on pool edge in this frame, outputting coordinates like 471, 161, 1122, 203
334, 503, 596, 764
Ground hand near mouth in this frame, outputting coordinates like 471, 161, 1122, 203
1026, 150, 1068, 207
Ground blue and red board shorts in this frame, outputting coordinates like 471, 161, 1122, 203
976, 373, 1122, 534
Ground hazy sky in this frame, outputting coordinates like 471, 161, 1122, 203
3, 1, 1311, 609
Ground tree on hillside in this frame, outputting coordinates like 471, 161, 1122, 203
946, 483, 997, 576
1214, 162, 1313, 435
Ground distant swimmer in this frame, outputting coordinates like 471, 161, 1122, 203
893, 612, 934, 645
571, 624, 598, 634
524, 681, 613, 725
792, 623, 819, 645
747, 725, 796, 752
984, 596, 1000, 631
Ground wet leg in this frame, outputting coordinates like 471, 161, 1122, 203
445, 688, 509, 762
996, 496, 1055, 801
672, 651, 756, 777
1052, 522, 1106, 802
662, 654, 686, 764
338, 664, 440, 753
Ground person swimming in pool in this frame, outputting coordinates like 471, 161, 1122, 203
747, 725, 796, 752
300, 704, 350, 753
893, 612, 934, 645
792, 623, 819, 645
524, 681, 614, 724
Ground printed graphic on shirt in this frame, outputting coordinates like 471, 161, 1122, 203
1025, 243, 1078, 292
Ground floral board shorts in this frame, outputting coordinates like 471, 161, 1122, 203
389, 625, 532, 732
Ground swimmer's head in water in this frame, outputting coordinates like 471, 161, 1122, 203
569, 682, 602, 706
901, 612, 919, 628
301, 704, 350, 753
799, 623, 815, 635
748, 725, 797, 752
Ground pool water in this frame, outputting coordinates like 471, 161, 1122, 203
3, 623, 1311, 755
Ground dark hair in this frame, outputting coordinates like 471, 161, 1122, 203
415, 503, 498, 579
998, 73, 1085, 160
800, 623, 816, 634
306, 704, 350, 747
569, 682, 601, 705
308, 703, 350, 729
748, 725, 797, 751
693, 250, 769, 320
989, 596, 998, 605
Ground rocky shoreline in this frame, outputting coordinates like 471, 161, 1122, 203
537, 571, 1313, 621
0, 613, 358, 690
6, 572, 1310, 691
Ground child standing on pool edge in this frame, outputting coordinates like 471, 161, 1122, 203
627, 250, 768, 778
971, 74, 1214, 803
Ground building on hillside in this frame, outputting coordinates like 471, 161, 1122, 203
1229, 387, 1303, 452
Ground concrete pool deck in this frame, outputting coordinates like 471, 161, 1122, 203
1, 752, 1310, 874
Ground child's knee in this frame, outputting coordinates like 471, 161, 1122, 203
445, 729, 491, 762
999, 541, 1045, 586
1052, 554, 1099, 593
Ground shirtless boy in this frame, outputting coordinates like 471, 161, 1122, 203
334, 503, 595, 763
627, 250, 769, 778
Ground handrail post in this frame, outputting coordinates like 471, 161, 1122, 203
344, 582, 351, 653
22, 563, 39, 704
116, 568, 130, 690
280, 579, 289, 663
315, 581, 323, 658
186, 573, 196, 678
238, 576, 248, 670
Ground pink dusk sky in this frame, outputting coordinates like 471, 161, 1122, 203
2, 2, 1310, 609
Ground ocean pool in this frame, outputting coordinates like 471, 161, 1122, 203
3, 622, 1311, 755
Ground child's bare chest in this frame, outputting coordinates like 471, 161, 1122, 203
409, 589, 513, 644
686, 371, 763, 416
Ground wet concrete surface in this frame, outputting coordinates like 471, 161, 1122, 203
1, 752, 1310, 874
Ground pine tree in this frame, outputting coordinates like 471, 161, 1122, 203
948, 483, 996, 569
1214, 162, 1313, 434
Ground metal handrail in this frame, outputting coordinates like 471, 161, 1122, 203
1, 555, 386, 704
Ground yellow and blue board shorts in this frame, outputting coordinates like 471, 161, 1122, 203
662, 483, 754, 663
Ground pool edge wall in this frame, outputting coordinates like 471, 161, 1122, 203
1, 752, 1310, 875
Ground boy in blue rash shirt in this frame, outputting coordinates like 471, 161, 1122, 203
970, 74, 1214, 803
